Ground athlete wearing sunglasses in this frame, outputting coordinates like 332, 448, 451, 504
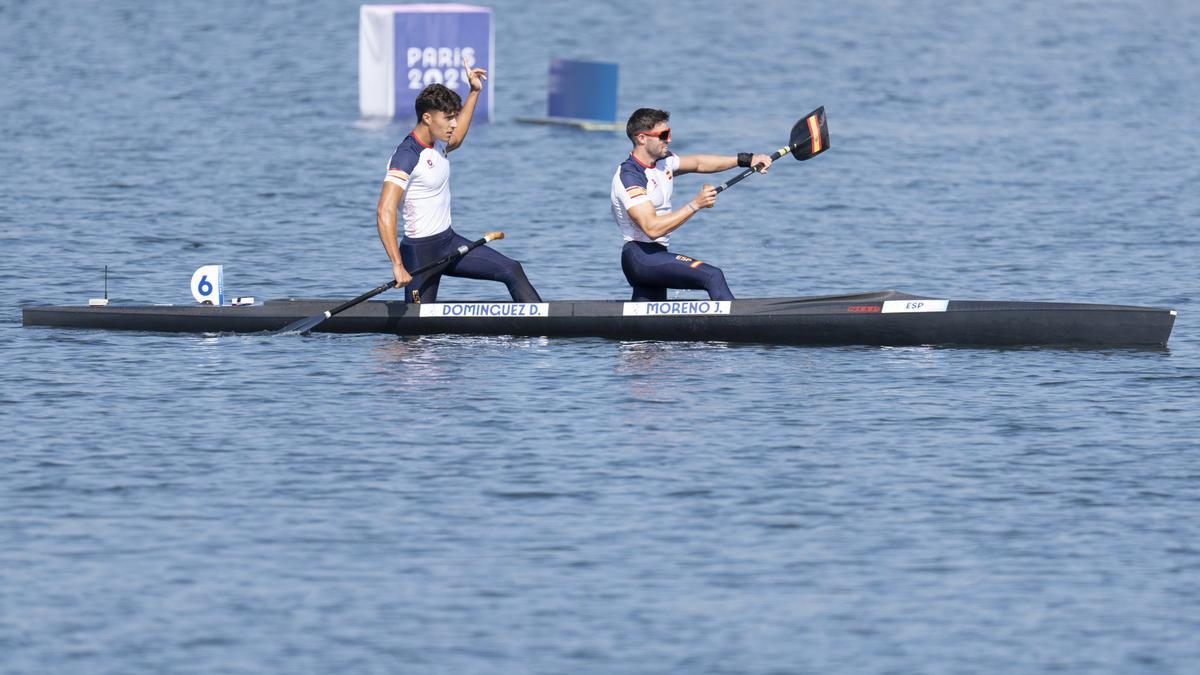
610, 108, 772, 301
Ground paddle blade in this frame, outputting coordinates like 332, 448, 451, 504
275, 311, 330, 336
790, 106, 829, 161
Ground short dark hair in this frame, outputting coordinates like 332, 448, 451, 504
415, 84, 463, 120
626, 108, 670, 144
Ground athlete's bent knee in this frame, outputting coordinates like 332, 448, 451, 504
701, 266, 734, 301
505, 261, 542, 303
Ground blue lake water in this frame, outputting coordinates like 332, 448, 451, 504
2, 1, 1199, 672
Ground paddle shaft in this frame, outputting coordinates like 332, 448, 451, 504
713, 145, 793, 194
329, 234, 495, 314
276, 232, 500, 334
713, 107, 827, 194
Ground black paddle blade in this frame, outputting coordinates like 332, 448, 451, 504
790, 106, 829, 161
276, 312, 330, 336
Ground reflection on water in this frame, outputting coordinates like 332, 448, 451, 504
615, 340, 733, 374
370, 334, 556, 388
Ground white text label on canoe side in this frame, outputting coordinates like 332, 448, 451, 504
881, 299, 949, 314
622, 301, 731, 317
418, 303, 550, 318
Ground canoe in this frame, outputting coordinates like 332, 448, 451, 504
21, 290, 1175, 347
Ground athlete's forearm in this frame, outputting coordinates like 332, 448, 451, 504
688, 154, 738, 173
449, 90, 480, 151
376, 182, 407, 267
376, 206, 403, 266
638, 201, 701, 239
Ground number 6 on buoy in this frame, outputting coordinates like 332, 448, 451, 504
191, 265, 224, 305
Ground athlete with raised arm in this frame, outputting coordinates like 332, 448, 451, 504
377, 68, 540, 303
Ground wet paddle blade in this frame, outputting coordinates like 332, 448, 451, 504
276, 311, 331, 335
789, 106, 829, 161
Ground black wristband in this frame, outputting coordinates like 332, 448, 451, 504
737, 152, 753, 168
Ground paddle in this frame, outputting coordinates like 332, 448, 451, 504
275, 231, 506, 335
714, 106, 829, 194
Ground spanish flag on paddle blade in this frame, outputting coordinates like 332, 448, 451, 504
790, 106, 830, 161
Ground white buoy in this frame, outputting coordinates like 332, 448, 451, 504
190, 265, 224, 305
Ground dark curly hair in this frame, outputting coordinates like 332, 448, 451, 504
415, 84, 463, 119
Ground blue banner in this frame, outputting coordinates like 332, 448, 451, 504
394, 9, 492, 121
548, 59, 618, 122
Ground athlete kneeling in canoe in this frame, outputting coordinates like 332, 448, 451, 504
376, 73, 541, 303
610, 108, 772, 301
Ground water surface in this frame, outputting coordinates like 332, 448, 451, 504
2, 1, 1199, 673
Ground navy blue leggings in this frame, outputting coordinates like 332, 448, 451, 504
620, 241, 734, 302
400, 228, 542, 303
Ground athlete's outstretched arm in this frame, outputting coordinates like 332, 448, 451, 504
447, 66, 487, 153
675, 153, 772, 175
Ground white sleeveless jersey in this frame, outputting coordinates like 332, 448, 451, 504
384, 133, 451, 238
610, 152, 681, 246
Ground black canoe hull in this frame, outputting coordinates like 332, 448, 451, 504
21, 291, 1176, 347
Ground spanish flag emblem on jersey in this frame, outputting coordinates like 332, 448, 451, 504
385, 168, 410, 188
